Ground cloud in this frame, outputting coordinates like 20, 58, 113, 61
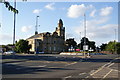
67, 4, 94, 18
45, 3, 55, 10
73, 17, 117, 40
90, 9, 96, 17
100, 7, 113, 16
0, 34, 12, 41
33, 9, 42, 14
21, 26, 32, 32
0, 34, 12, 45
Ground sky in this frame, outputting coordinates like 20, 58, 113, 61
0, 2, 118, 46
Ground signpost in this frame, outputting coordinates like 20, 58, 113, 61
83, 45, 88, 50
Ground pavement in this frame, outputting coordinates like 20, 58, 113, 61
1, 53, 120, 80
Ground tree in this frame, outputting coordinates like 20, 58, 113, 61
100, 43, 107, 51
15, 39, 31, 53
89, 41, 96, 51
65, 38, 77, 49
80, 37, 89, 50
105, 41, 117, 54
79, 37, 96, 51
1, 1, 18, 14
2, 45, 12, 52
116, 42, 120, 54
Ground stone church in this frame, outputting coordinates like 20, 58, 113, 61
27, 19, 65, 54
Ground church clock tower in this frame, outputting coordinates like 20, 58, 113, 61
55, 19, 65, 39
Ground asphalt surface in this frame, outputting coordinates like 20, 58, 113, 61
1, 53, 120, 80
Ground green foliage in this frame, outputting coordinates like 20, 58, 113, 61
105, 41, 120, 54
65, 38, 77, 48
116, 42, 120, 54
15, 39, 31, 53
4, 1, 18, 14
100, 43, 107, 51
78, 37, 96, 51
2, 45, 12, 52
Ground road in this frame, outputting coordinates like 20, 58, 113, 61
1, 53, 120, 80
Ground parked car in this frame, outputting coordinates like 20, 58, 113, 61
4, 51, 16, 54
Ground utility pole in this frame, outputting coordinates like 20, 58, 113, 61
12, 0, 16, 58
13, 0, 16, 45
35, 16, 39, 35
80, 32, 81, 50
84, 13, 86, 46
84, 13, 86, 57
83, 13, 88, 58
114, 29, 117, 54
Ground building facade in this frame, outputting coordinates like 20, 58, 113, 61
27, 19, 65, 54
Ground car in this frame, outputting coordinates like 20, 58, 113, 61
4, 51, 16, 54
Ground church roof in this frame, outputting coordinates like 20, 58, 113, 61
27, 32, 51, 39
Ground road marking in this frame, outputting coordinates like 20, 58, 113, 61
79, 72, 86, 75
107, 63, 114, 68
29, 65, 46, 67
8, 63, 20, 65
65, 62, 77, 66
89, 70, 95, 74
90, 56, 119, 76
38, 65, 46, 67
90, 67, 103, 76
86, 76, 89, 78
112, 69, 120, 72
64, 76, 71, 78
103, 69, 113, 78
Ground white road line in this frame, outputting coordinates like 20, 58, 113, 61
64, 76, 71, 78
89, 70, 95, 74
79, 72, 86, 75
103, 69, 113, 78
65, 62, 77, 66
90, 56, 119, 76
29, 65, 46, 67
107, 63, 114, 68
90, 67, 103, 76
86, 76, 89, 78
38, 65, 46, 67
